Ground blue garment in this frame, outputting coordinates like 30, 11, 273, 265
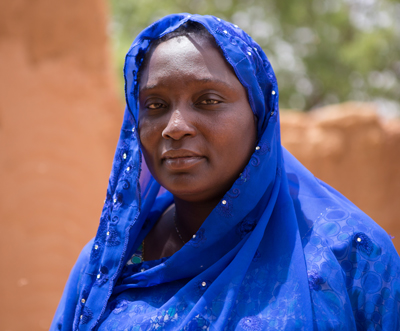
51, 14, 400, 331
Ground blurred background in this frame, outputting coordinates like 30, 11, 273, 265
110, 0, 400, 116
0, 0, 399, 330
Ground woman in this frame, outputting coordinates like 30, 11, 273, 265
51, 14, 400, 330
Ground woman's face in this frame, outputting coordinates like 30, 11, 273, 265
139, 34, 257, 203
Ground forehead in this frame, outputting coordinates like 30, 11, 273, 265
140, 35, 238, 90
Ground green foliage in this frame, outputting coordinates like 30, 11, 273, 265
109, 0, 400, 114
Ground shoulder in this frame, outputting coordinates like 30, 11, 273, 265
307, 206, 398, 265
303, 207, 400, 329
50, 239, 94, 331
75, 239, 94, 272
303, 206, 399, 280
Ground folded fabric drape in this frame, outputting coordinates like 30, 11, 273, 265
51, 14, 400, 331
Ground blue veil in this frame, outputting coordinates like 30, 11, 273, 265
51, 14, 400, 331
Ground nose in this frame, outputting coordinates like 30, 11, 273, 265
162, 109, 196, 140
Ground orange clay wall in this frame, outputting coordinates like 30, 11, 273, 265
0, 1, 399, 330
0, 0, 122, 329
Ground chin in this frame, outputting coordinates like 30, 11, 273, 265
165, 185, 208, 202
163, 180, 228, 204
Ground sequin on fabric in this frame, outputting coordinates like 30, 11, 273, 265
94, 266, 109, 287
186, 228, 206, 247
105, 228, 121, 247
353, 232, 373, 256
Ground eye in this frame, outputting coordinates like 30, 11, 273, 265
196, 92, 224, 106
147, 102, 166, 109
195, 93, 226, 111
199, 99, 220, 105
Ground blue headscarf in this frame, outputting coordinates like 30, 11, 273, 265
51, 14, 400, 331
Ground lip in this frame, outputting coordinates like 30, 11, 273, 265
162, 149, 205, 171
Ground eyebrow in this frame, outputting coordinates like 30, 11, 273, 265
140, 77, 236, 92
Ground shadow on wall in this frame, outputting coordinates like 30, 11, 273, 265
0, 1, 399, 330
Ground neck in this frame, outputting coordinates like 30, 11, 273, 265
173, 196, 221, 241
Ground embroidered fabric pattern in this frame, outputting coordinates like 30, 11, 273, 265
300, 207, 400, 330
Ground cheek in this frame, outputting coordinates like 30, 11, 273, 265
138, 119, 160, 152
138, 123, 161, 180
235, 103, 257, 144
219, 108, 256, 146
208, 108, 256, 169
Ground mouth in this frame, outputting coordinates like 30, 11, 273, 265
162, 149, 205, 171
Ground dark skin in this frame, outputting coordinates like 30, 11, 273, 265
138, 34, 257, 260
